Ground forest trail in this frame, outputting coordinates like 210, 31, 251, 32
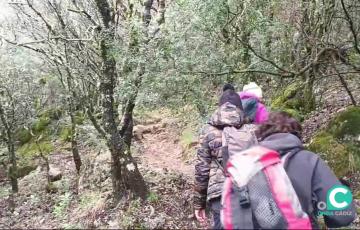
134, 118, 195, 179
0, 121, 199, 229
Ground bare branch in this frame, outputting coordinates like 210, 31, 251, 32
0, 35, 47, 55
86, 108, 107, 140
25, 0, 56, 35
340, 0, 360, 55
181, 69, 293, 78
67, 8, 99, 27
234, 34, 295, 75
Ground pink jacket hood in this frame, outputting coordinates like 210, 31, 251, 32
238, 91, 261, 101
238, 91, 269, 124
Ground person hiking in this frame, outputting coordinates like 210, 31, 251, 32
220, 111, 356, 229
239, 82, 269, 124
194, 84, 257, 229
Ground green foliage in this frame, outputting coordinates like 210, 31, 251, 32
74, 111, 86, 125
38, 107, 63, 121
15, 128, 32, 145
53, 192, 72, 219
180, 126, 198, 160
147, 191, 160, 204
32, 117, 51, 133
180, 128, 195, 147
59, 126, 72, 142
30, 107, 63, 137
282, 108, 303, 122
17, 140, 53, 157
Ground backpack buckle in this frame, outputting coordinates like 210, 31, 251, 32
236, 186, 250, 208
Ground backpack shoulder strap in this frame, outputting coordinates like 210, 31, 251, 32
282, 147, 303, 168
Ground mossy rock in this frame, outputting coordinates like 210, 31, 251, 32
327, 106, 360, 170
17, 140, 54, 158
271, 82, 303, 109
271, 82, 315, 118
271, 82, 307, 121
327, 106, 360, 141
16, 164, 37, 178
309, 107, 360, 177
309, 132, 350, 177
12, 155, 38, 178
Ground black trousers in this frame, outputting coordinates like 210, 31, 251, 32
209, 197, 223, 230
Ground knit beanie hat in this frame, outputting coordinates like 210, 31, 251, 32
219, 84, 243, 110
243, 82, 263, 99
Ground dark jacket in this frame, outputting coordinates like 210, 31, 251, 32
260, 133, 357, 229
194, 102, 256, 209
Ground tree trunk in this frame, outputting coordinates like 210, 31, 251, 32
0, 103, 18, 193
100, 71, 147, 199
120, 99, 135, 148
94, 0, 148, 201
65, 68, 82, 174
70, 112, 82, 173
99, 37, 147, 200
35, 138, 51, 186
333, 64, 357, 106
8, 138, 18, 193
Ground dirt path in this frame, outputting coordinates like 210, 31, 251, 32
135, 120, 194, 179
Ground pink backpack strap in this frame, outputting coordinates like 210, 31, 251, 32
260, 152, 312, 229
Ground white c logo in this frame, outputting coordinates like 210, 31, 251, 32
329, 187, 348, 209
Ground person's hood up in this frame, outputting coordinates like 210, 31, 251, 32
208, 102, 244, 128
259, 133, 303, 155
238, 91, 261, 101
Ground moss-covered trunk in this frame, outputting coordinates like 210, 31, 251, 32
303, 74, 316, 113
